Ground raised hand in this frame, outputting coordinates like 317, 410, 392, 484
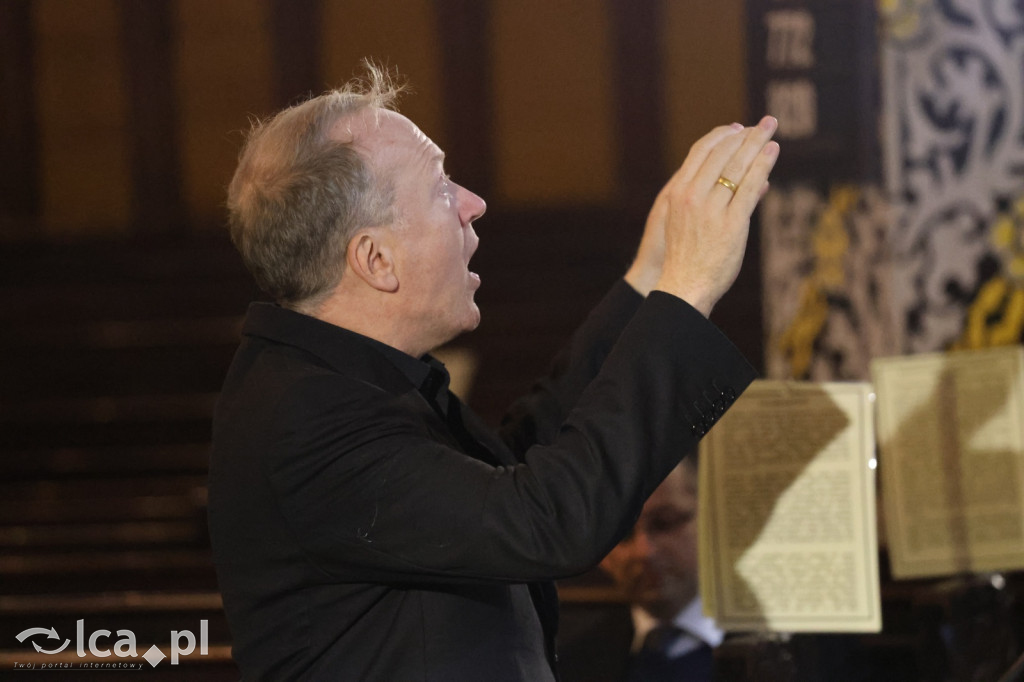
628, 117, 779, 315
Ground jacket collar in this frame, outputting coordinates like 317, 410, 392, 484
241, 302, 447, 398
242, 303, 519, 469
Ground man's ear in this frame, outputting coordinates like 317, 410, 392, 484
346, 230, 399, 292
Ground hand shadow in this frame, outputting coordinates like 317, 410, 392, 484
876, 350, 1020, 578
702, 381, 859, 632
873, 348, 1024, 681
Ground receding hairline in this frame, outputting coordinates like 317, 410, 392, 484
332, 107, 447, 201
233, 61, 408, 185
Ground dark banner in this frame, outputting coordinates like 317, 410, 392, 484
747, 0, 879, 183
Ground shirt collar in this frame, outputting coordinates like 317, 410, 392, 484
241, 302, 451, 406
672, 597, 723, 648
356, 328, 447, 398
630, 597, 723, 656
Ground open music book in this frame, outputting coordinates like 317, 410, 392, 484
698, 380, 882, 632
871, 345, 1024, 579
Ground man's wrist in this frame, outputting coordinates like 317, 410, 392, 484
624, 263, 660, 298
652, 277, 714, 318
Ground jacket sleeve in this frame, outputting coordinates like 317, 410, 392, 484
498, 280, 644, 457
264, 292, 757, 585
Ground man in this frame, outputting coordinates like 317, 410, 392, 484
208, 64, 778, 680
576, 458, 718, 681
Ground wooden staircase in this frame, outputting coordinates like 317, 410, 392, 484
0, 237, 254, 678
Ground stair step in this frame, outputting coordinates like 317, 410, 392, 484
1, 495, 205, 525
4, 419, 213, 450
0, 393, 219, 425
0, 316, 243, 350
1, 347, 234, 399
0, 444, 210, 479
1, 475, 208, 502
0, 549, 218, 595
0, 591, 231, 647
0, 521, 207, 549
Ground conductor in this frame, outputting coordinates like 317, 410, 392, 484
208, 64, 779, 680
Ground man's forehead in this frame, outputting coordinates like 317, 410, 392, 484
332, 108, 444, 179
330, 109, 428, 148
645, 471, 696, 509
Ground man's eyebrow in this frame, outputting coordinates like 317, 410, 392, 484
432, 154, 449, 183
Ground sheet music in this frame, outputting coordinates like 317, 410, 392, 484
699, 380, 881, 632
872, 346, 1024, 579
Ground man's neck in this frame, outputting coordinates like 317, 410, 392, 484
313, 291, 434, 358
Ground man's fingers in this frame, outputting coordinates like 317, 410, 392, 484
714, 116, 778, 201
692, 129, 753, 201
697, 116, 777, 207
730, 140, 780, 216
674, 123, 745, 185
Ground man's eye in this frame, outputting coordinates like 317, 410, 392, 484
646, 512, 693, 534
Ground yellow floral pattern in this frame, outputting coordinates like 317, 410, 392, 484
878, 0, 929, 42
777, 186, 860, 377
954, 196, 1024, 349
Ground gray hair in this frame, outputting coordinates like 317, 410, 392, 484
226, 62, 406, 310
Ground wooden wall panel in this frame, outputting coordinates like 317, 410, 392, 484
663, 0, 748, 169
268, 0, 324, 109
120, 0, 186, 237
662, 0, 758, 369
433, 0, 495, 198
320, 0, 446, 153
492, 0, 617, 206
0, 0, 39, 237
174, 0, 274, 228
33, 0, 131, 236
608, 0, 667, 213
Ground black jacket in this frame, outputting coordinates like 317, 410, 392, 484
208, 282, 755, 680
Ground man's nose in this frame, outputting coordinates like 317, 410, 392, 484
459, 185, 486, 225
630, 528, 655, 559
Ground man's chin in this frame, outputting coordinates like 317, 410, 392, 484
440, 310, 480, 345
638, 598, 680, 621
464, 304, 481, 331
629, 586, 665, 610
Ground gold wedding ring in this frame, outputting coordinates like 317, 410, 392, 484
716, 176, 738, 193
